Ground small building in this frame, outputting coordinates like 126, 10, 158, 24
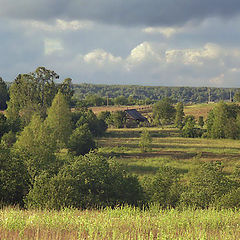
125, 109, 148, 127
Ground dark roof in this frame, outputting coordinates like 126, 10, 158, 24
125, 109, 147, 122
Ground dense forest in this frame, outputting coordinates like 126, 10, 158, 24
73, 83, 239, 104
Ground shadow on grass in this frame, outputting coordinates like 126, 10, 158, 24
105, 129, 181, 138
125, 164, 188, 175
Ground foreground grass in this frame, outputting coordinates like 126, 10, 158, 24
1, 206, 240, 240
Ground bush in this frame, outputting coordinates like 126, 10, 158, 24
143, 166, 181, 208
25, 153, 144, 210
68, 124, 95, 156
180, 161, 236, 208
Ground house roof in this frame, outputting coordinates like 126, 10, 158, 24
125, 109, 147, 122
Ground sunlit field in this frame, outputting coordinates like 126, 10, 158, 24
97, 127, 240, 177
1, 206, 240, 240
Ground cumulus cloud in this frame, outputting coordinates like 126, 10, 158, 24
1, 0, 240, 27
83, 49, 122, 66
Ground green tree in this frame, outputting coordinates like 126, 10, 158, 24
0, 143, 27, 206
174, 102, 184, 129
58, 78, 74, 106
25, 153, 144, 210
108, 111, 126, 128
198, 116, 204, 127
0, 77, 9, 110
143, 166, 181, 208
13, 114, 58, 183
45, 91, 72, 149
6, 67, 59, 125
139, 128, 152, 152
68, 124, 95, 156
180, 161, 236, 208
153, 98, 176, 127
207, 102, 240, 139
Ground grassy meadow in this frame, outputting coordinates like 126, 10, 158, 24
97, 127, 240, 178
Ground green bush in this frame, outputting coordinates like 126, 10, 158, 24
143, 166, 181, 208
180, 161, 236, 208
68, 124, 95, 156
25, 153, 144, 210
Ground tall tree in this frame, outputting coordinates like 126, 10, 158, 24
59, 78, 74, 106
0, 77, 9, 110
6, 67, 59, 125
13, 114, 57, 183
174, 102, 184, 129
153, 98, 176, 127
45, 91, 72, 149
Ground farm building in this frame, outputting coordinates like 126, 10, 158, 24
125, 109, 148, 127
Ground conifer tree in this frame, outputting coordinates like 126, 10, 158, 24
175, 102, 184, 129
45, 91, 72, 149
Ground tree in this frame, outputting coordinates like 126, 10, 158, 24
13, 114, 58, 183
45, 91, 72, 149
6, 67, 59, 125
0, 143, 27, 206
206, 102, 240, 139
108, 111, 126, 128
174, 102, 184, 129
143, 166, 181, 208
153, 98, 176, 127
25, 153, 144, 210
0, 77, 9, 110
59, 78, 74, 106
68, 124, 95, 156
0, 113, 8, 138
198, 116, 204, 127
180, 161, 236, 208
139, 128, 152, 152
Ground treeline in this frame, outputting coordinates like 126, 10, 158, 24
73, 83, 238, 105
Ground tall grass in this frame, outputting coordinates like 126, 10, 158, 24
1, 206, 239, 240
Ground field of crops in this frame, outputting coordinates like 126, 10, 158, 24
1, 206, 240, 240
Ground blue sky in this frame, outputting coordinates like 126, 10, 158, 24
1, 0, 240, 87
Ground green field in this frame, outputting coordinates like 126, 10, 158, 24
97, 127, 240, 178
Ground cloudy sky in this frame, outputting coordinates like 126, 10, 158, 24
1, 0, 240, 87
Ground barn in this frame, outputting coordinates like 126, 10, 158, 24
125, 109, 148, 127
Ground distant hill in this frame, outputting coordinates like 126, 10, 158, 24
73, 83, 238, 103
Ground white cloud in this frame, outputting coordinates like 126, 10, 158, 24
83, 49, 122, 66
127, 42, 161, 64
44, 38, 63, 55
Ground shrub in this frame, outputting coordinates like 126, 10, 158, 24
25, 153, 144, 210
143, 166, 181, 208
180, 161, 236, 208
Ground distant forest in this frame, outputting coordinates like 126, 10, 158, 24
73, 83, 239, 103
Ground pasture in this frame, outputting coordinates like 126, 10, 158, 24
97, 127, 240, 178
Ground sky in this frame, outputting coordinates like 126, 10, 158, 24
1, 1, 240, 87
